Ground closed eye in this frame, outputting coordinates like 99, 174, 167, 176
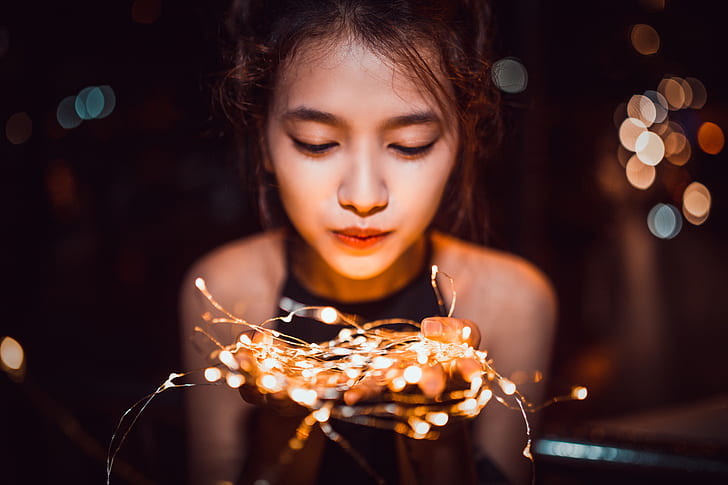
292, 138, 338, 155
390, 140, 437, 158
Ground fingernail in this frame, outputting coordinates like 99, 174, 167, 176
422, 318, 442, 338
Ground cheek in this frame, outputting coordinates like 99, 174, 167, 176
394, 160, 454, 221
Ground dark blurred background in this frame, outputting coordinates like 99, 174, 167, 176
1, 1, 726, 484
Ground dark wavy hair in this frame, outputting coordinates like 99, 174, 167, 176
217, 0, 502, 243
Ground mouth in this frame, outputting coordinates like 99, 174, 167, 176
331, 227, 391, 250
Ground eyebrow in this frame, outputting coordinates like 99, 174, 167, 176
282, 107, 441, 130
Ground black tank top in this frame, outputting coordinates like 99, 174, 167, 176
276, 266, 441, 485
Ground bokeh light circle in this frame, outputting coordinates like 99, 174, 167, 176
682, 182, 711, 224
630, 24, 660, 55
5, 112, 32, 144
57, 96, 82, 129
685, 77, 707, 109
697, 122, 724, 155
627, 94, 656, 126
619, 117, 647, 151
647, 203, 682, 239
491, 57, 528, 94
635, 131, 665, 166
643, 90, 668, 123
97, 85, 117, 119
625, 155, 656, 189
658, 77, 685, 111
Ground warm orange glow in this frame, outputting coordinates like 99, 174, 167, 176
458, 398, 478, 412
403, 365, 423, 384
619, 117, 647, 151
571, 386, 588, 400
697, 122, 725, 155
499, 378, 516, 395
658, 77, 685, 111
389, 376, 406, 392
682, 182, 711, 225
630, 24, 660, 55
666, 133, 692, 165
320, 307, 338, 324
627, 94, 656, 126
664, 131, 688, 158
625, 155, 656, 190
635, 131, 665, 166
258, 374, 280, 392
0, 336, 24, 370
226, 373, 245, 388
426, 412, 449, 426
204, 367, 222, 382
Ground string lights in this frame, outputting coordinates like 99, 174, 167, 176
107, 266, 586, 484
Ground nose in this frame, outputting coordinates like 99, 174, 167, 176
337, 153, 388, 217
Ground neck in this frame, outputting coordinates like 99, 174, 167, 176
290, 236, 427, 303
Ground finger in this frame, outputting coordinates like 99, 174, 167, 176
422, 317, 479, 347
417, 364, 446, 398
452, 357, 482, 383
344, 376, 384, 405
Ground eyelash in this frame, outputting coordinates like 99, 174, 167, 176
293, 139, 338, 155
390, 140, 436, 157
292, 138, 437, 158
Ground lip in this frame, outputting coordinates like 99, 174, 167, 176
331, 227, 391, 250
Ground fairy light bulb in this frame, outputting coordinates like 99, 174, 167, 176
571, 386, 588, 400
403, 366, 423, 384
204, 367, 222, 382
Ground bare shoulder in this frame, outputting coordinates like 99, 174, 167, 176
179, 230, 287, 324
431, 232, 556, 346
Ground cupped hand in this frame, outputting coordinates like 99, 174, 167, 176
234, 330, 309, 417
345, 316, 483, 404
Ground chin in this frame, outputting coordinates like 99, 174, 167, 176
330, 255, 391, 281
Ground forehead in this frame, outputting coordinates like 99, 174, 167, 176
271, 37, 451, 120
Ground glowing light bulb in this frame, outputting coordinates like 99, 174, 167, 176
219, 350, 238, 369
478, 389, 493, 406
204, 367, 222, 382
226, 373, 245, 388
389, 376, 407, 392
0, 336, 24, 370
194, 277, 206, 291
320, 307, 338, 324
403, 366, 423, 384
313, 406, 330, 422
258, 374, 280, 393
571, 386, 588, 400
409, 417, 431, 436
426, 412, 449, 426
371, 356, 393, 369
499, 378, 517, 395
458, 398, 478, 413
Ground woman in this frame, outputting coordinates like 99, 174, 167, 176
180, 1, 555, 483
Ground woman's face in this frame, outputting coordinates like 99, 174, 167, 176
265, 38, 458, 281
